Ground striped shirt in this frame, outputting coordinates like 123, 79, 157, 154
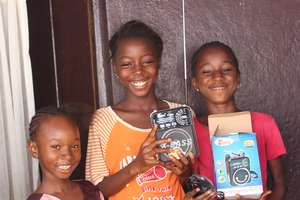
85, 101, 185, 200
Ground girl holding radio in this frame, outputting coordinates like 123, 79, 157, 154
85, 20, 194, 200
191, 41, 286, 200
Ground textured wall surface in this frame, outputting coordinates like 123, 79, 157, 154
101, 0, 300, 199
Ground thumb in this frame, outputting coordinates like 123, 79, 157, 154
235, 194, 241, 200
259, 190, 272, 200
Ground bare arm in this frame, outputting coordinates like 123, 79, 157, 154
267, 157, 285, 200
97, 126, 170, 198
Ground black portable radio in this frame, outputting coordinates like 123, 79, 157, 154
225, 152, 255, 186
150, 106, 198, 162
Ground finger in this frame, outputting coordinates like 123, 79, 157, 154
185, 188, 200, 198
235, 194, 241, 200
177, 151, 189, 166
149, 125, 157, 138
143, 126, 158, 146
195, 190, 215, 200
145, 137, 171, 150
259, 190, 272, 200
188, 151, 195, 164
169, 155, 184, 169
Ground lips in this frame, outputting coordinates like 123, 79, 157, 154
129, 80, 149, 89
57, 163, 72, 173
209, 84, 226, 91
211, 86, 225, 90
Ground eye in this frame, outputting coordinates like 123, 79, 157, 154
51, 144, 60, 150
222, 67, 234, 74
201, 69, 212, 76
143, 59, 154, 66
72, 144, 80, 149
120, 63, 132, 69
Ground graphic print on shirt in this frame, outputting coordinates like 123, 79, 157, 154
120, 155, 136, 169
136, 165, 167, 185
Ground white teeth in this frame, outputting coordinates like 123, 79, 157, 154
58, 165, 71, 170
212, 87, 225, 90
131, 81, 147, 88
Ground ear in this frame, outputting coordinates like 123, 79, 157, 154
28, 140, 39, 159
192, 78, 199, 91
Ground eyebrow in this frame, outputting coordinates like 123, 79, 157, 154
199, 60, 234, 66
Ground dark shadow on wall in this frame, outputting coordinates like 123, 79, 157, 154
61, 103, 94, 180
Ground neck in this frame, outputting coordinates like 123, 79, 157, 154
38, 176, 73, 194
206, 100, 237, 115
123, 91, 162, 112
199, 100, 237, 126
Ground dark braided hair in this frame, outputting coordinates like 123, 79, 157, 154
109, 20, 163, 61
191, 41, 240, 77
29, 106, 76, 140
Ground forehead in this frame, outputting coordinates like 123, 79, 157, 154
197, 47, 234, 63
37, 116, 79, 140
116, 37, 156, 55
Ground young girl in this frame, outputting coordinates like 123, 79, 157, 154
85, 20, 193, 200
191, 41, 286, 200
27, 107, 103, 200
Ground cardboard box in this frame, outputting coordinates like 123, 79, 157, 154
208, 111, 252, 137
209, 112, 263, 199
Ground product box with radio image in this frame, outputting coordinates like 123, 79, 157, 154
150, 106, 198, 162
209, 112, 263, 199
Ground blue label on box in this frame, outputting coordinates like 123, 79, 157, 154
212, 133, 262, 196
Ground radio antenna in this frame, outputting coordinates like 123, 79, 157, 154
182, 0, 188, 104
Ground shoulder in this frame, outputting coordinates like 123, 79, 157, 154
251, 112, 275, 122
251, 112, 278, 128
92, 106, 115, 120
163, 100, 184, 108
27, 193, 59, 200
90, 106, 117, 127
76, 180, 104, 200
27, 193, 43, 200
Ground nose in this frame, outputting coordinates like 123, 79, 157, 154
133, 61, 143, 74
60, 147, 72, 159
212, 70, 223, 80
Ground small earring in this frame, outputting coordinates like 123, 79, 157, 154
114, 73, 119, 79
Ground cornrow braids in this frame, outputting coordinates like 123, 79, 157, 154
109, 20, 163, 61
191, 41, 240, 77
29, 106, 75, 140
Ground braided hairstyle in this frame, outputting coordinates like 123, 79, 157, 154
191, 41, 240, 77
109, 20, 163, 61
29, 106, 76, 140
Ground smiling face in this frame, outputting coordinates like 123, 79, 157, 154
113, 37, 159, 98
28, 116, 81, 181
192, 47, 240, 106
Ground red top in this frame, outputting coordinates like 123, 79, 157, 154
193, 112, 286, 190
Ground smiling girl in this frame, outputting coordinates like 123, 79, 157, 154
191, 41, 286, 200
27, 107, 103, 200
85, 20, 192, 200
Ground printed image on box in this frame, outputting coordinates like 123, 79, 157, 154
212, 133, 263, 199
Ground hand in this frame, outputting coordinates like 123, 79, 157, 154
235, 190, 272, 200
184, 188, 216, 200
130, 126, 171, 175
163, 151, 195, 177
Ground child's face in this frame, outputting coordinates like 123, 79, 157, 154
113, 37, 159, 98
192, 47, 240, 105
28, 116, 81, 180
